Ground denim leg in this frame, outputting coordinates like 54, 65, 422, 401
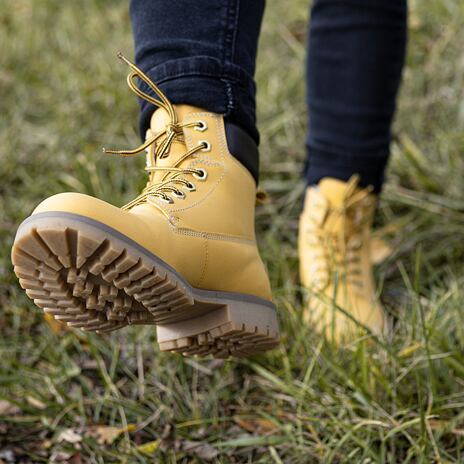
130, 0, 265, 144
305, 0, 408, 192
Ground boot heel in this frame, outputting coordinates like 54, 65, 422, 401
156, 298, 280, 358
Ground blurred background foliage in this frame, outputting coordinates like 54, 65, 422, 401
2, 0, 464, 462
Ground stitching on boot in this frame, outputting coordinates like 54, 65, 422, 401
195, 234, 209, 288
171, 224, 255, 244
168, 113, 227, 214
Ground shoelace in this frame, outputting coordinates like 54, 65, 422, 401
305, 176, 374, 289
103, 53, 208, 214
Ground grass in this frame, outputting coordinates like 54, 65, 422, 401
2, 0, 464, 462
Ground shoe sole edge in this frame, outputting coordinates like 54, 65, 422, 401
11, 211, 280, 358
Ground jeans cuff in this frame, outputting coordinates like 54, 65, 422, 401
304, 146, 389, 193
137, 56, 259, 144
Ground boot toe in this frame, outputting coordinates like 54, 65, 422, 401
33, 192, 126, 225
308, 292, 386, 343
31, 192, 156, 241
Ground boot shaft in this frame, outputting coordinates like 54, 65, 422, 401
139, 105, 259, 241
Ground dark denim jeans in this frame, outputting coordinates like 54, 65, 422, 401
130, 0, 407, 192
130, 0, 264, 146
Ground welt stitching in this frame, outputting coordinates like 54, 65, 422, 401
196, 235, 209, 288
171, 225, 255, 244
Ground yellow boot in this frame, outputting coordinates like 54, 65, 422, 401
298, 176, 385, 342
11, 55, 279, 358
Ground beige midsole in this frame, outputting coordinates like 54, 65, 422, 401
157, 298, 277, 342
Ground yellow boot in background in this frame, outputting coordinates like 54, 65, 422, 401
11, 55, 279, 358
298, 176, 386, 343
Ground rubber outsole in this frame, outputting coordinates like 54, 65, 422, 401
11, 212, 280, 358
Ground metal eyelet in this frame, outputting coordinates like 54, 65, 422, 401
183, 182, 196, 192
159, 195, 174, 204
194, 120, 208, 132
172, 190, 186, 199
193, 168, 208, 181
199, 140, 211, 152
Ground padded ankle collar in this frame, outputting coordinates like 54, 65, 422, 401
225, 122, 259, 184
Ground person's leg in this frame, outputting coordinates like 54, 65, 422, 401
299, 0, 408, 342
305, 0, 407, 192
130, 0, 265, 181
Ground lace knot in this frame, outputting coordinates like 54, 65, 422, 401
101, 54, 209, 216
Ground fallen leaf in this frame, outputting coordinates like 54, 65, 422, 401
44, 313, 68, 334
0, 400, 21, 416
50, 451, 73, 462
26, 396, 46, 410
57, 428, 82, 444
398, 342, 423, 358
136, 440, 160, 454
86, 424, 136, 445
233, 416, 279, 433
69, 452, 83, 464
181, 440, 218, 461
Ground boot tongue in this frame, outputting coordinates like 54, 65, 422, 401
318, 178, 356, 209
146, 106, 192, 184
316, 177, 375, 240
316, 177, 363, 236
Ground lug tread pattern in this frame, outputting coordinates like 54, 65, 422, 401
12, 222, 279, 358
158, 321, 280, 358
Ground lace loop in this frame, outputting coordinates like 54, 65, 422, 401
101, 54, 209, 213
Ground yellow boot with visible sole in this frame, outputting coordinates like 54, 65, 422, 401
11, 55, 279, 358
298, 176, 385, 342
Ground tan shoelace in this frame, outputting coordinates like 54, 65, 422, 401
103, 53, 208, 213
304, 176, 374, 289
